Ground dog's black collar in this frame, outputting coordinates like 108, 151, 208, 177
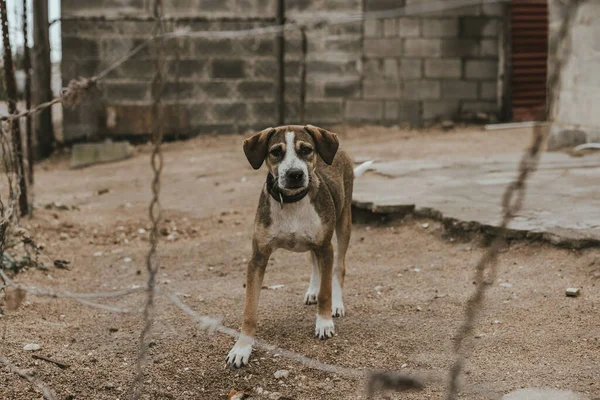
266, 173, 309, 204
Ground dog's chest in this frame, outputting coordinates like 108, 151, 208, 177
267, 198, 322, 252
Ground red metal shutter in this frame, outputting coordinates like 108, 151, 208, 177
510, 0, 548, 121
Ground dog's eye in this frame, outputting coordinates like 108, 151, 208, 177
300, 146, 313, 156
270, 148, 283, 158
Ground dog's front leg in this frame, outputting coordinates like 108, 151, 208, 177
227, 245, 271, 368
314, 242, 335, 339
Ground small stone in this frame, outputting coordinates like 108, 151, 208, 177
59, 232, 69, 240
274, 369, 289, 379
475, 333, 486, 338
123, 257, 132, 263
500, 282, 513, 288
401, 363, 408, 368
138, 228, 146, 234
23, 343, 41, 351
566, 288, 581, 297
256, 387, 264, 394
269, 393, 282, 400
93, 251, 103, 257
441, 120, 455, 131
267, 284, 285, 290
421, 223, 429, 229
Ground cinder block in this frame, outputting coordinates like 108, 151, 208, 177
251, 102, 277, 121
237, 81, 275, 99
364, 18, 381, 37
398, 100, 421, 125
363, 79, 401, 99
102, 82, 150, 102
460, 17, 499, 38
440, 38, 480, 57
462, 101, 498, 113
198, 82, 234, 99
70, 141, 134, 169
404, 39, 442, 57
364, 38, 403, 57
397, 18, 420, 37
325, 35, 363, 53
480, 39, 499, 57
399, 59, 422, 79
193, 38, 234, 57
383, 58, 399, 79
363, 59, 382, 79
305, 101, 344, 123
482, 3, 506, 16
422, 100, 460, 120
465, 60, 498, 79
62, 37, 99, 59
422, 18, 458, 38
168, 59, 207, 79
480, 81, 497, 100
211, 59, 247, 79
365, 0, 402, 11
253, 60, 279, 79
235, 37, 275, 56
441, 80, 478, 99
212, 103, 249, 122
384, 101, 398, 120
164, 81, 195, 101
383, 18, 397, 37
345, 100, 383, 122
424, 59, 462, 78
403, 80, 440, 100
324, 80, 361, 98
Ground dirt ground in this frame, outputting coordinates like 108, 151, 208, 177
0, 126, 599, 400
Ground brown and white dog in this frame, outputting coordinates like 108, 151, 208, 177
227, 125, 373, 368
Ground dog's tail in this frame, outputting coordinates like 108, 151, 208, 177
353, 160, 374, 178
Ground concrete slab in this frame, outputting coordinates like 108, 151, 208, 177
353, 152, 600, 247
70, 141, 135, 169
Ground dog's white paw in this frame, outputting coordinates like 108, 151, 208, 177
304, 290, 318, 305
331, 276, 344, 317
226, 336, 254, 369
332, 302, 345, 318
315, 315, 335, 340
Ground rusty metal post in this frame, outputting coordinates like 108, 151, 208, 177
1, 0, 29, 217
276, 0, 285, 125
32, 0, 54, 159
23, 0, 34, 184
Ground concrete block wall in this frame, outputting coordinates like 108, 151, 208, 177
62, 0, 279, 141
61, 0, 505, 140
547, 0, 600, 150
356, 1, 505, 126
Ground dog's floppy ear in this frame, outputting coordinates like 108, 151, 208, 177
304, 125, 339, 165
243, 127, 276, 169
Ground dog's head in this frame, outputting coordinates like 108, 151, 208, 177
243, 125, 339, 194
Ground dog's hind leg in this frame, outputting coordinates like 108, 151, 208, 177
304, 251, 320, 305
332, 205, 351, 317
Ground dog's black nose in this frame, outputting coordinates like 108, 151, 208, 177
287, 168, 304, 183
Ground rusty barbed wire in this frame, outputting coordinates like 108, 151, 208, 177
130, 0, 167, 398
445, 2, 584, 399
